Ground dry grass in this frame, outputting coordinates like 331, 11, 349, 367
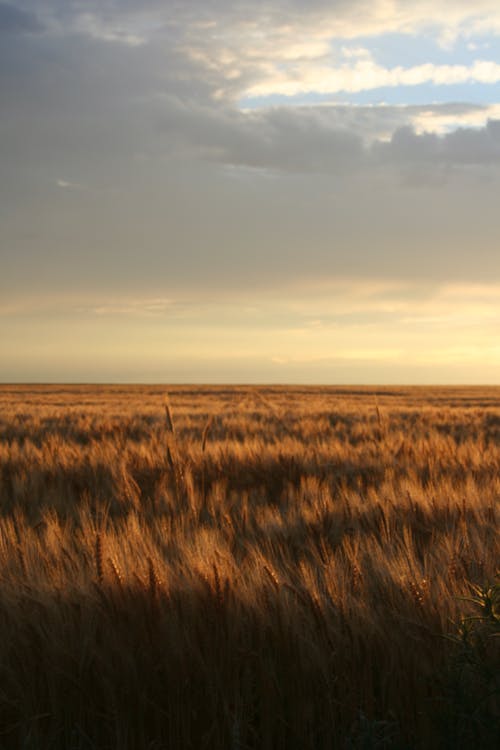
0, 384, 498, 749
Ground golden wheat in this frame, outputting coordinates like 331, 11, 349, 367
0, 384, 498, 748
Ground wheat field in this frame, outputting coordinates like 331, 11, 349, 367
0, 385, 498, 749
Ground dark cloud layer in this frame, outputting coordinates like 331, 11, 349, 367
379, 120, 500, 165
160, 101, 500, 172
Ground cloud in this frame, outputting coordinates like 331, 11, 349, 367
411, 103, 500, 134
2, 0, 500, 307
69, 13, 146, 46
158, 98, 500, 173
56, 179, 85, 189
78, 298, 174, 316
4, 278, 500, 383
243, 59, 500, 99
0, 3, 43, 34
3, 1, 500, 382
165, 1, 500, 103
164, 103, 366, 173
378, 118, 500, 165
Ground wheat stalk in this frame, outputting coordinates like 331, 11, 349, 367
164, 397, 176, 435
95, 533, 104, 585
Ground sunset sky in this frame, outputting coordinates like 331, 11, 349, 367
2, 1, 500, 383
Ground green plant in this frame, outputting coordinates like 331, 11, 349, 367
436, 578, 500, 749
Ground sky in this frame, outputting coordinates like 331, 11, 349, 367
1, 0, 500, 384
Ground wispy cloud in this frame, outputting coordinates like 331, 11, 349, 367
70, 13, 146, 46
410, 103, 500, 134
79, 298, 174, 316
56, 178, 85, 190
243, 59, 500, 99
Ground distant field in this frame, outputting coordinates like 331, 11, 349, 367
0, 385, 498, 749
